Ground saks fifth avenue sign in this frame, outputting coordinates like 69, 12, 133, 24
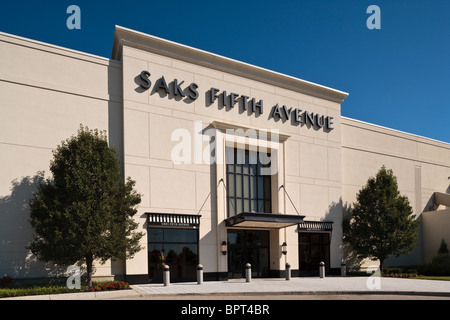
138, 70, 334, 131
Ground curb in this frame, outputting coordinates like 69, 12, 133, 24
3, 289, 450, 300
0, 288, 142, 300
131, 290, 450, 299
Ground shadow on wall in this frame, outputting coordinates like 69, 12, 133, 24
338, 200, 367, 272
423, 194, 436, 212
324, 198, 364, 272
0, 172, 66, 284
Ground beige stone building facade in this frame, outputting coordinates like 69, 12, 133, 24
1, 26, 448, 283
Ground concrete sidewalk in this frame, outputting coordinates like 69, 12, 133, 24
3, 276, 450, 300
133, 276, 450, 298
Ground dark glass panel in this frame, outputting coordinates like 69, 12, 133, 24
148, 228, 198, 283
226, 148, 272, 216
243, 175, 249, 198
227, 173, 235, 197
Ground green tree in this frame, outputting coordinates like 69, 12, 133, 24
28, 125, 143, 287
344, 166, 420, 271
438, 239, 449, 255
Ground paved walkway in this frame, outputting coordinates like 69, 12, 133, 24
3, 276, 450, 300
132, 276, 450, 297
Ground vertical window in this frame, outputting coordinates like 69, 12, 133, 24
148, 228, 198, 282
298, 232, 330, 275
226, 147, 272, 217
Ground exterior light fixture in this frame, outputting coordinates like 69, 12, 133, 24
281, 242, 287, 255
221, 241, 227, 255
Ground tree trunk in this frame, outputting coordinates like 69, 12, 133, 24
379, 259, 384, 275
86, 254, 94, 288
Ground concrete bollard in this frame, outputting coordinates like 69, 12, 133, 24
341, 263, 346, 277
163, 264, 170, 286
319, 261, 325, 278
197, 264, 203, 285
285, 263, 291, 280
245, 263, 251, 282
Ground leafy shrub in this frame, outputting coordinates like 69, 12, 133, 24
418, 254, 450, 276
0, 276, 13, 288
89, 281, 129, 292
383, 267, 402, 274
405, 268, 418, 274
383, 272, 422, 278
383, 266, 418, 274
0, 286, 83, 298
382, 266, 421, 278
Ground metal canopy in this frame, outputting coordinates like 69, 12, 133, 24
225, 212, 305, 229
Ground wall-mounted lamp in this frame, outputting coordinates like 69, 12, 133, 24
221, 241, 227, 255
281, 242, 287, 255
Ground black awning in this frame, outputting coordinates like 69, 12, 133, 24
147, 213, 201, 228
225, 212, 305, 229
298, 220, 333, 231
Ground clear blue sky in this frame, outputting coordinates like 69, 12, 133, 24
1, 0, 449, 143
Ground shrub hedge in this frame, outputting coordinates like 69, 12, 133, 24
0, 286, 84, 298
0, 280, 130, 298
89, 281, 130, 291
418, 254, 450, 276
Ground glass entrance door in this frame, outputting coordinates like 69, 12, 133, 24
298, 232, 330, 276
148, 228, 198, 283
227, 230, 269, 278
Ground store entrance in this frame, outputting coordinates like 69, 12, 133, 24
298, 232, 330, 276
227, 230, 269, 279
147, 227, 198, 283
